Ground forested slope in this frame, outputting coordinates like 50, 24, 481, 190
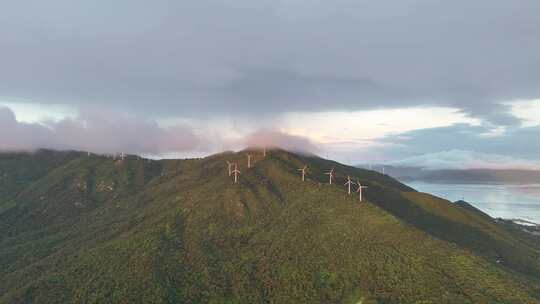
1, 150, 539, 303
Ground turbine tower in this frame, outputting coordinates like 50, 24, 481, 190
344, 176, 353, 195
232, 163, 241, 183
325, 168, 335, 185
226, 161, 233, 176
120, 152, 125, 161
298, 165, 307, 181
247, 154, 252, 168
356, 180, 368, 202
263, 147, 267, 157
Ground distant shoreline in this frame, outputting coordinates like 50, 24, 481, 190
401, 179, 540, 186
361, 165, 540, 185
403, 180, 540, 225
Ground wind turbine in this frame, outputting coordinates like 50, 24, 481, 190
120, 152, 125, 161
344, 176, 353, 195
298, 165, 307, 181
247, 154, 252, 168
325, 168, 335, 185
356, 180, 368, 202
226, 161, 233, 176
263, 147, 267, 157
232, 163, 241, 183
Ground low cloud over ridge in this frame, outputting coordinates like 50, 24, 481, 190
243, 129, 319, 154
0, 107, 206, 154
0, 107, 321, 156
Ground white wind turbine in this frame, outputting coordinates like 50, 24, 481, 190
356, 179, 368, 202
325, 168, 335, 185
344, 176, 353, 195
232, 163, 241, 183
247, 154, 252, 168
298, 165, 307, 181
226, 161, 233, 176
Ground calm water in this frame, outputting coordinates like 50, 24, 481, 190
405, 181, 540, 224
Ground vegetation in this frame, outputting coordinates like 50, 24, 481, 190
1, 149, 539, 303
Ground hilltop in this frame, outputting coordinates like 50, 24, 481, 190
1, 149, 539, 303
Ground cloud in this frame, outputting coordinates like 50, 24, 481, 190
379, 123, 540, 160
3, 102, 538, 169
242, 129, 319, 154
0, 107, 56, 151
0, 107, 207, 154
0, 107, 320, 156
1, 0, 540, 125
388, 150, 540, 170
2, 1, 539, 165
358, 123, 540, 169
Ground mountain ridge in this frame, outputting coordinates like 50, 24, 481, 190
1, 149, 539, 303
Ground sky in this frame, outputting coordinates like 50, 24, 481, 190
1, 0, 540, 169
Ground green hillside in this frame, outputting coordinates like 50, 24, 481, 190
1, 149, 539, 303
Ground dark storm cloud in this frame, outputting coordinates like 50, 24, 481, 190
1, 0, 540, 124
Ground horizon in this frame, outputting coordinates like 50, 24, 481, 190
6, 147, 540, 173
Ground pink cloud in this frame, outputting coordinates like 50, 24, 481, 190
242, 129, 319, 153
0, 107, 207, 154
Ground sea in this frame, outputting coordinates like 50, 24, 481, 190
404, 181, 540, 225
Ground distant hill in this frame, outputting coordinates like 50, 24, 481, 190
1, 149, 539, 303
359, 164, 540, 184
